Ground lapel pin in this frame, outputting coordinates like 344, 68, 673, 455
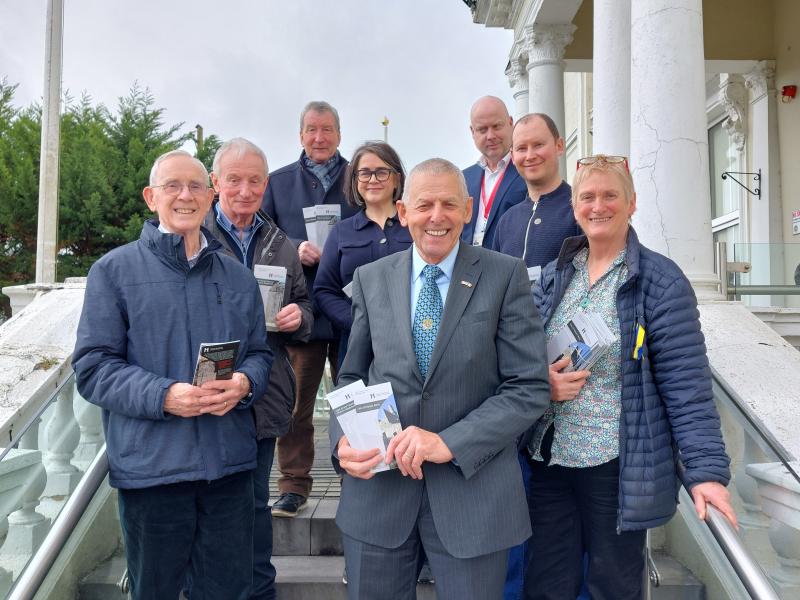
460, 280, 473, 288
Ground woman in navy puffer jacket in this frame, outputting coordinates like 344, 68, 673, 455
524, 155, 736, 600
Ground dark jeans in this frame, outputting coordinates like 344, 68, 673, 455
253, 437, 277, 600
524, 450, 645, 600
118, 470, 254, 600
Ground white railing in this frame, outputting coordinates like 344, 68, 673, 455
0, 372, 105, 597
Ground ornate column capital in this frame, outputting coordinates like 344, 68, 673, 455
744, 60, 777, 103
522, 23, 576, 69
721, 75, 748, 152
505, 56, 529, 91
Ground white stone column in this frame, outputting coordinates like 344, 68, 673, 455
630, 0, 719, 298
745, 61, 785, 304
506, 57, 529, 121
592, 0, 631, 156
523, 23, 575, 176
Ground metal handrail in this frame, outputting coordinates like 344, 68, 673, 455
731, 285, 800, 295
712, 369, 799, 483
704, 505, 780, 600
0, 373, 73, 461
7, 446, 109, 600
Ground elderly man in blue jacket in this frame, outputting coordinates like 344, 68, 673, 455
262, 101, 357, 517
73, 150, 273, 600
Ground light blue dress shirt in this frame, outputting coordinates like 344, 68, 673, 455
214, 203, 264, 268
410, 242, 460, 323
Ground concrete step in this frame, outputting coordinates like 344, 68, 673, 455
272, 497, 342, 556
78, 554, 438, 600
78, 554, 128, 600
274, 556, 436, 600
651, 551, 704, 600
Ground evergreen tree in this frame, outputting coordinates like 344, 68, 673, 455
0, 80, 216, 318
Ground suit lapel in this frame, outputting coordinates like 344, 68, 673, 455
425, 243, 481, 384
385, 250, 424, 385
465, 167, 482, 238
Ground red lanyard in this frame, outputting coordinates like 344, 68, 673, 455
480, 164, 509, 219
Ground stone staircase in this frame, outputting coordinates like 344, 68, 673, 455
76, 418, 702, 599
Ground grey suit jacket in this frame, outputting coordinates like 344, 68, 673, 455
330, 242, 550, 559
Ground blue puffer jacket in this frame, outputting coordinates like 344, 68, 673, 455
534, 228, 731, 531
73, 221, 273, 489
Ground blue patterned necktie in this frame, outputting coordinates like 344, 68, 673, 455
413, 264, 444, 379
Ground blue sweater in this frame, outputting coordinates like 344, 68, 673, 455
491, 181, 580, 267
73, 221, 273, 489
534, 229, 731, 531
262, 152, 358, 341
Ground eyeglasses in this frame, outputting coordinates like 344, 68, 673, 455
151, 181, 209, 196
356, 168, 395, 183
576, 155, 629, 172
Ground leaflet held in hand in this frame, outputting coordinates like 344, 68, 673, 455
546, 312, 616, 373
192, 340, 240, 386
302, 205, 341, 248
328, 380, 402, 473
254, 265, 287, 332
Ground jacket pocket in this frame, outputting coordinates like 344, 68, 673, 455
219, 409, 257, 465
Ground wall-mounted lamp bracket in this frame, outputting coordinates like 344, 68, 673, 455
721, 169, 761, 199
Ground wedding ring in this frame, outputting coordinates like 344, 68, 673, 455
404, 453, 413, 459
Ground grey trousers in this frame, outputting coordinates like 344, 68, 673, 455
342, 488, 508, 600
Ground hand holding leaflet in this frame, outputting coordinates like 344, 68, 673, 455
547, 312, 616, 373
328, 380, 402, 473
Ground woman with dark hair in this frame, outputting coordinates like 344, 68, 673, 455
524, 154, 736, 600
315, 141, 412, 370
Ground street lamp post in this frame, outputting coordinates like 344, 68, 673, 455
35, 0, 65, 284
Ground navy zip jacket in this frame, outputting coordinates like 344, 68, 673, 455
492, 181, 580, 268
73, 221, 273, 489
262, 152, 358, 341
534, 228, 730, 531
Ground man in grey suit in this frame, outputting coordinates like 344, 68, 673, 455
330, 158, 551, 599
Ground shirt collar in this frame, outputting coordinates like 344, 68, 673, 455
353, 209, 399, 230
411, 241, 460, 284
478, 151, 511, 175
572, 246, 627, 272
214, 202, 263, 235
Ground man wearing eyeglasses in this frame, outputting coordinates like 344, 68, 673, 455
73, 150, 272, 599
262, 101, 357, 519
205, 137, 313, 600
461, 96, 528, 248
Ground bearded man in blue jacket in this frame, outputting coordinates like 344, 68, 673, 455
73, 150, 273, 600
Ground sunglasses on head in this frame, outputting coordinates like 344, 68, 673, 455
576, 155, 629, 172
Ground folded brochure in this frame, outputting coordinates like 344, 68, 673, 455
192, 340, 240, 386
328, 380, 402, 473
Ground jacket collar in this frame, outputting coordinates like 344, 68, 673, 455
141, 219, 222, 268
555, 227, 641, 280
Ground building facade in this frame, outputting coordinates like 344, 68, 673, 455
469, 0, 800, 306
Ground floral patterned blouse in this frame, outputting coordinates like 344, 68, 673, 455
529, 247, 628, 468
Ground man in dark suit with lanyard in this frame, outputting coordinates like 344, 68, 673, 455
461, 96, 528, 248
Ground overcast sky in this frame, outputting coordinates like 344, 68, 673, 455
0, 1, 515, 172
